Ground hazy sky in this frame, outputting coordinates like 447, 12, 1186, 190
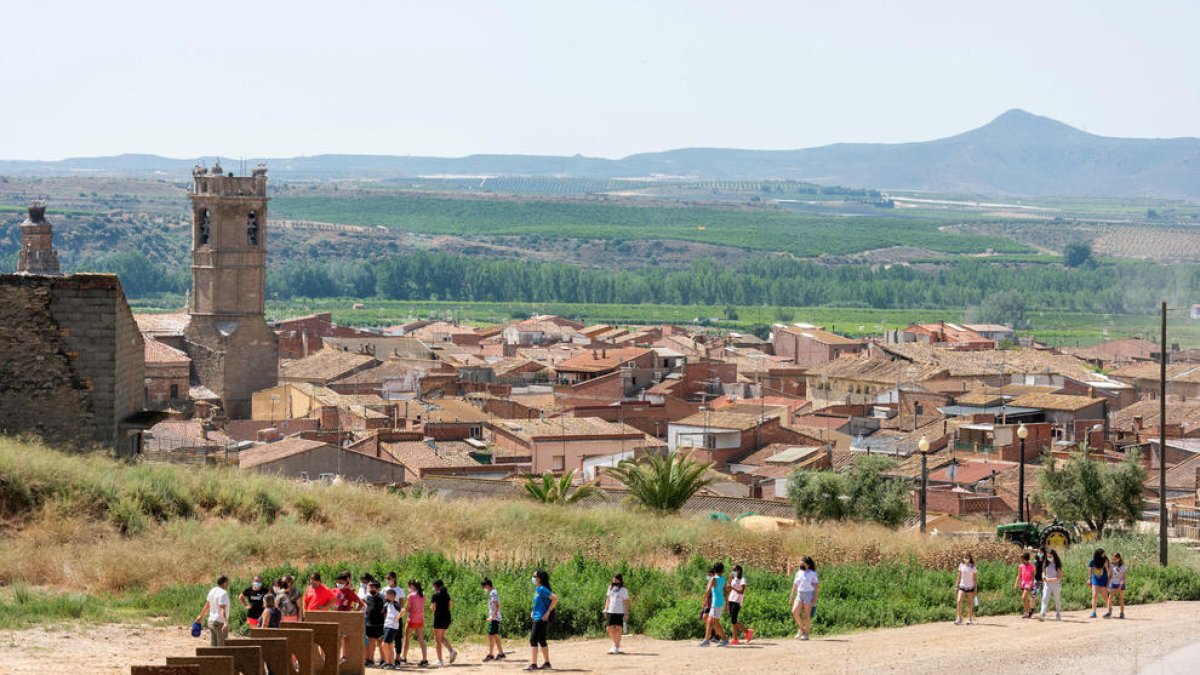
3, 0, 1197, 160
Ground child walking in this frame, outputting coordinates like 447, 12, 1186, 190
1089, 548, 1112, 618
954, 554, 977, 625
1014, 552, 1035, 618
728, 565, 752, 645
1038, 549, 1064, 621
482, 578, 505, 662
604, 573, 631, 655
381, 587, 402, 670
430, 579, 458, 666
699, 562, 729, 647
1109, 552, 1128, 619
363, 580, 387, 668
400, 580, 429, 667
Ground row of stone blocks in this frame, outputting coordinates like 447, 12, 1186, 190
128, 611, 366, 675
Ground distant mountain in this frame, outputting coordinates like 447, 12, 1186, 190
3, 110, 1199, 198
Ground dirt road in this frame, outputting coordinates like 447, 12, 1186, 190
1, 602, 1197, 674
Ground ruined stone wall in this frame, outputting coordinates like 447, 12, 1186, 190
0, 276, 96, 446
185, 315, 278, 419
48, 274, 145, 446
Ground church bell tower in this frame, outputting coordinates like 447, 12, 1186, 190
183, 160, 278, 418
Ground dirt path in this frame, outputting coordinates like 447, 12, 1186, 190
1, 602, 1197, 674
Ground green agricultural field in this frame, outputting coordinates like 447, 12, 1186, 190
271, 194, 1030, 258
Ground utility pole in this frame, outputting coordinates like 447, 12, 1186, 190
1159, 301, 1168, 567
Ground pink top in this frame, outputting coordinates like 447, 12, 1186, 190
1018, 563, 1035, 589
406, 592, 425, 625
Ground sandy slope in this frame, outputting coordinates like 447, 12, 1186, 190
0, 602, 1197, 674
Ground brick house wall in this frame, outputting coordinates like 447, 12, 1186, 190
145, 362, 189, 409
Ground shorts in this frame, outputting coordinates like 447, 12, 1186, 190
433, 618, 451, 631
530, 619, 549, 648
795, 591, 816, 607
407, 621, 424, 631
1110, 582, 1126, 591
1019, 583, 1034, 591
1092, 575, 1109, 588
486, 620, 500, 636
366, 624, 385, 639
606, 613, 624, 627
958, 586, 976, 594
728, 601, 741, 624
383, 627, 400, 644
708, 605, 724, 620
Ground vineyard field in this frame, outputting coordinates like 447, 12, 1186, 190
271, 194, 1029, 258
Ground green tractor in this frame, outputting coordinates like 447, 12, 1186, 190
995, 520, 1074, 549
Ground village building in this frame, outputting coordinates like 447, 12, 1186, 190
240, 436, 406, 484
143, 338, 191, 409
771, 323, 864, 367
488, 417, 662, 474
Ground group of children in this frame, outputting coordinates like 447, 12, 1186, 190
198, 548, 1128, 669
953, 547, 1130, 625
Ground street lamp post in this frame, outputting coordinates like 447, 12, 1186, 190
1017, 423, 1029, 523
918, 436, 930, 533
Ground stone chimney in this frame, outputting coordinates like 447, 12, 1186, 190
16, 200, 62, 276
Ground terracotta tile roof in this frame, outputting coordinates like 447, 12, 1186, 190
280, 349, 377, 382
134, 311, 189, 336
673, 411, 765, 431
555, 347, 653, 373
1146, 452, 1200, 491
1110, 363, 1200, 384
383, 440, 482, 470
775, 324, 862, 346
1008, 393, 1104, 412
144, 338, 190, 365
806, 355, 947, 384
1111, 399, 1200, 433
239, 437, 331, 470
144, 420, 233, 450
1065, 338, 1158, 364
331, 358, 436, 386
489, 418, 655, 443
879, 343, 1104, 382
423, 398, 488, 424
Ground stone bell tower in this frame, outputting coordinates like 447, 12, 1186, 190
183, 160, 278, 418
17, 200, 62, 276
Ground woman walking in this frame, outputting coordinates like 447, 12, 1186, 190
604, 573, 631, 654
728, 565, 752, 645
526, 570, 559, 672
430, 579, 458, 666
954, 554, 977, 625
1014, 552, 1035, 618
1089, 548, 1112, 618
1109, 552, 1127, 619
1038, 549, 1064, 621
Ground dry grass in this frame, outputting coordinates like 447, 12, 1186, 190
0, 437, 1012, 594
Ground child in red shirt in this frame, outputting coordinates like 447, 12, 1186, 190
332, 571, 363, 664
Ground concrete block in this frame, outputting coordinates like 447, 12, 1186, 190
131, 667, 200, 675
226, 638, 289, 675
294, 622, 339, 675
303, 612, 365, 675
166, 656, 235, 675
195, 645, 263, 675
249, 627, 314, 675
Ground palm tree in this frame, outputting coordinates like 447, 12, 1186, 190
604, 453, 714, 513
523, 469, 601, 505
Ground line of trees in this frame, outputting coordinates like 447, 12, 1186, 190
72, 248, 1198, 317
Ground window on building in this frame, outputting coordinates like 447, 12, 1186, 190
247, 210, 259, 245
551, 455, 565, 471
704, 433, 717, 449
470, 425, 483, 439
169, 384, 179, 399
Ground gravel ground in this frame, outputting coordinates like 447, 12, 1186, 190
0, 601, 1197, 674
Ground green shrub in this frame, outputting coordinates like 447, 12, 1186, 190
253, 488, 283, 523
110, 496, 148, 535
293, 494, 324, 523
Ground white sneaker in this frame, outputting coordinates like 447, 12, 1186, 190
433, 661, 444, 667
449, 649, 458, 664
608, 646, 619, 654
